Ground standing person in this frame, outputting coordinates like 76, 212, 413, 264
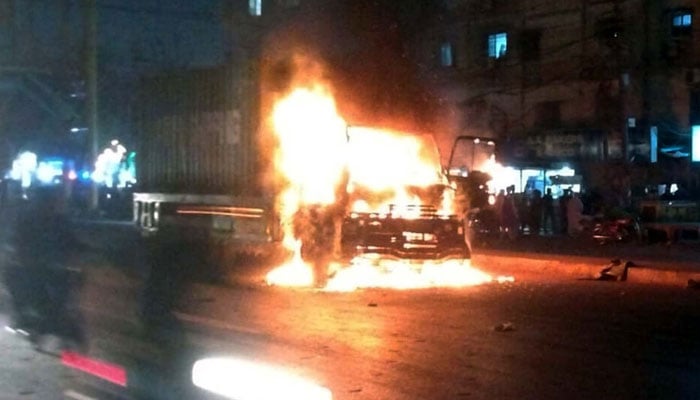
494, 189, 506, 238
660, 184, 674, 200
542, 188, 555, 234
529, 189, 543, 235
517, 192, 530, 234
502, 185, 519, 240
566, 191, 585, 236
559, 188, 571, 235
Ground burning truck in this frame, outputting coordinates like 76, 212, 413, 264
133, 62, 490, 291
342, 127, 467, 262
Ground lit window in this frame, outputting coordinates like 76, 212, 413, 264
670, 9, 693, 37
488, 32, 507, 59
673, 13, 692, 27
440, 42, 453, 67
249, 0, 262, 16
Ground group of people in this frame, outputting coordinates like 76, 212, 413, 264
493, 186, 588, 239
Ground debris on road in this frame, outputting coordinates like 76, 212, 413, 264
367, 302, 378, 307
596, 259, 635, 282
493, 322, 515, 332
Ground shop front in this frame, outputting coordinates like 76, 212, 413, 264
496, 129, 604, 198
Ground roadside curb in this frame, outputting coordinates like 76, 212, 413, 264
472, 250, 700, 287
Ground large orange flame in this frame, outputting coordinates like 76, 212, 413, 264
346, 127, 450, 216
272, 86, 347, 211
265, 85, 346, 287
264, 77, 503, 290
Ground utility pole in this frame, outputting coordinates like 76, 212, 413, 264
641, 0, 654, 163
83, 0, 99, 211
613, 1, 628, 163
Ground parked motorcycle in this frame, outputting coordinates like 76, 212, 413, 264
590, 216, 642, 244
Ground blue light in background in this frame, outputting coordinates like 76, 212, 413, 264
650, 126, 658, 163
692, 125, 700, 162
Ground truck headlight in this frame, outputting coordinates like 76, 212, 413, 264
192, 357, 332, 400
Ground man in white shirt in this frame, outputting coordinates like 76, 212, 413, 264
566, 191, 585, 236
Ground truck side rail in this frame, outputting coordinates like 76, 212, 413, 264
132, 192, 281, 243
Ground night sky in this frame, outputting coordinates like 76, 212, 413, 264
1, 0, 225, 163
258, 0, 443, 132
0, 0, 442, 165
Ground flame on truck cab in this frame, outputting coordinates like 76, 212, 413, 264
265, 85, 491, 290
345, 127, 451, 217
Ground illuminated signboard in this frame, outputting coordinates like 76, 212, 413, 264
506, 131, 603, 162
693, 125, 700, 162
650, 126, 658, 163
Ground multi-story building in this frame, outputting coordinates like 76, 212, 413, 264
413, 0, 700, 197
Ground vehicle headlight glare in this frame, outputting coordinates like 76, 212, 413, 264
192, 357, 332, 400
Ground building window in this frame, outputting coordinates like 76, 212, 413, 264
671, 9, 693, 37
488, 32, 507, 59
673, 12, 692, 27
249, 0, 262, 16
440, 42, 454, 67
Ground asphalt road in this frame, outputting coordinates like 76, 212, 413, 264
69, 264, 700, 400
2, 219, 700, 399
0, 313, 68, 400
